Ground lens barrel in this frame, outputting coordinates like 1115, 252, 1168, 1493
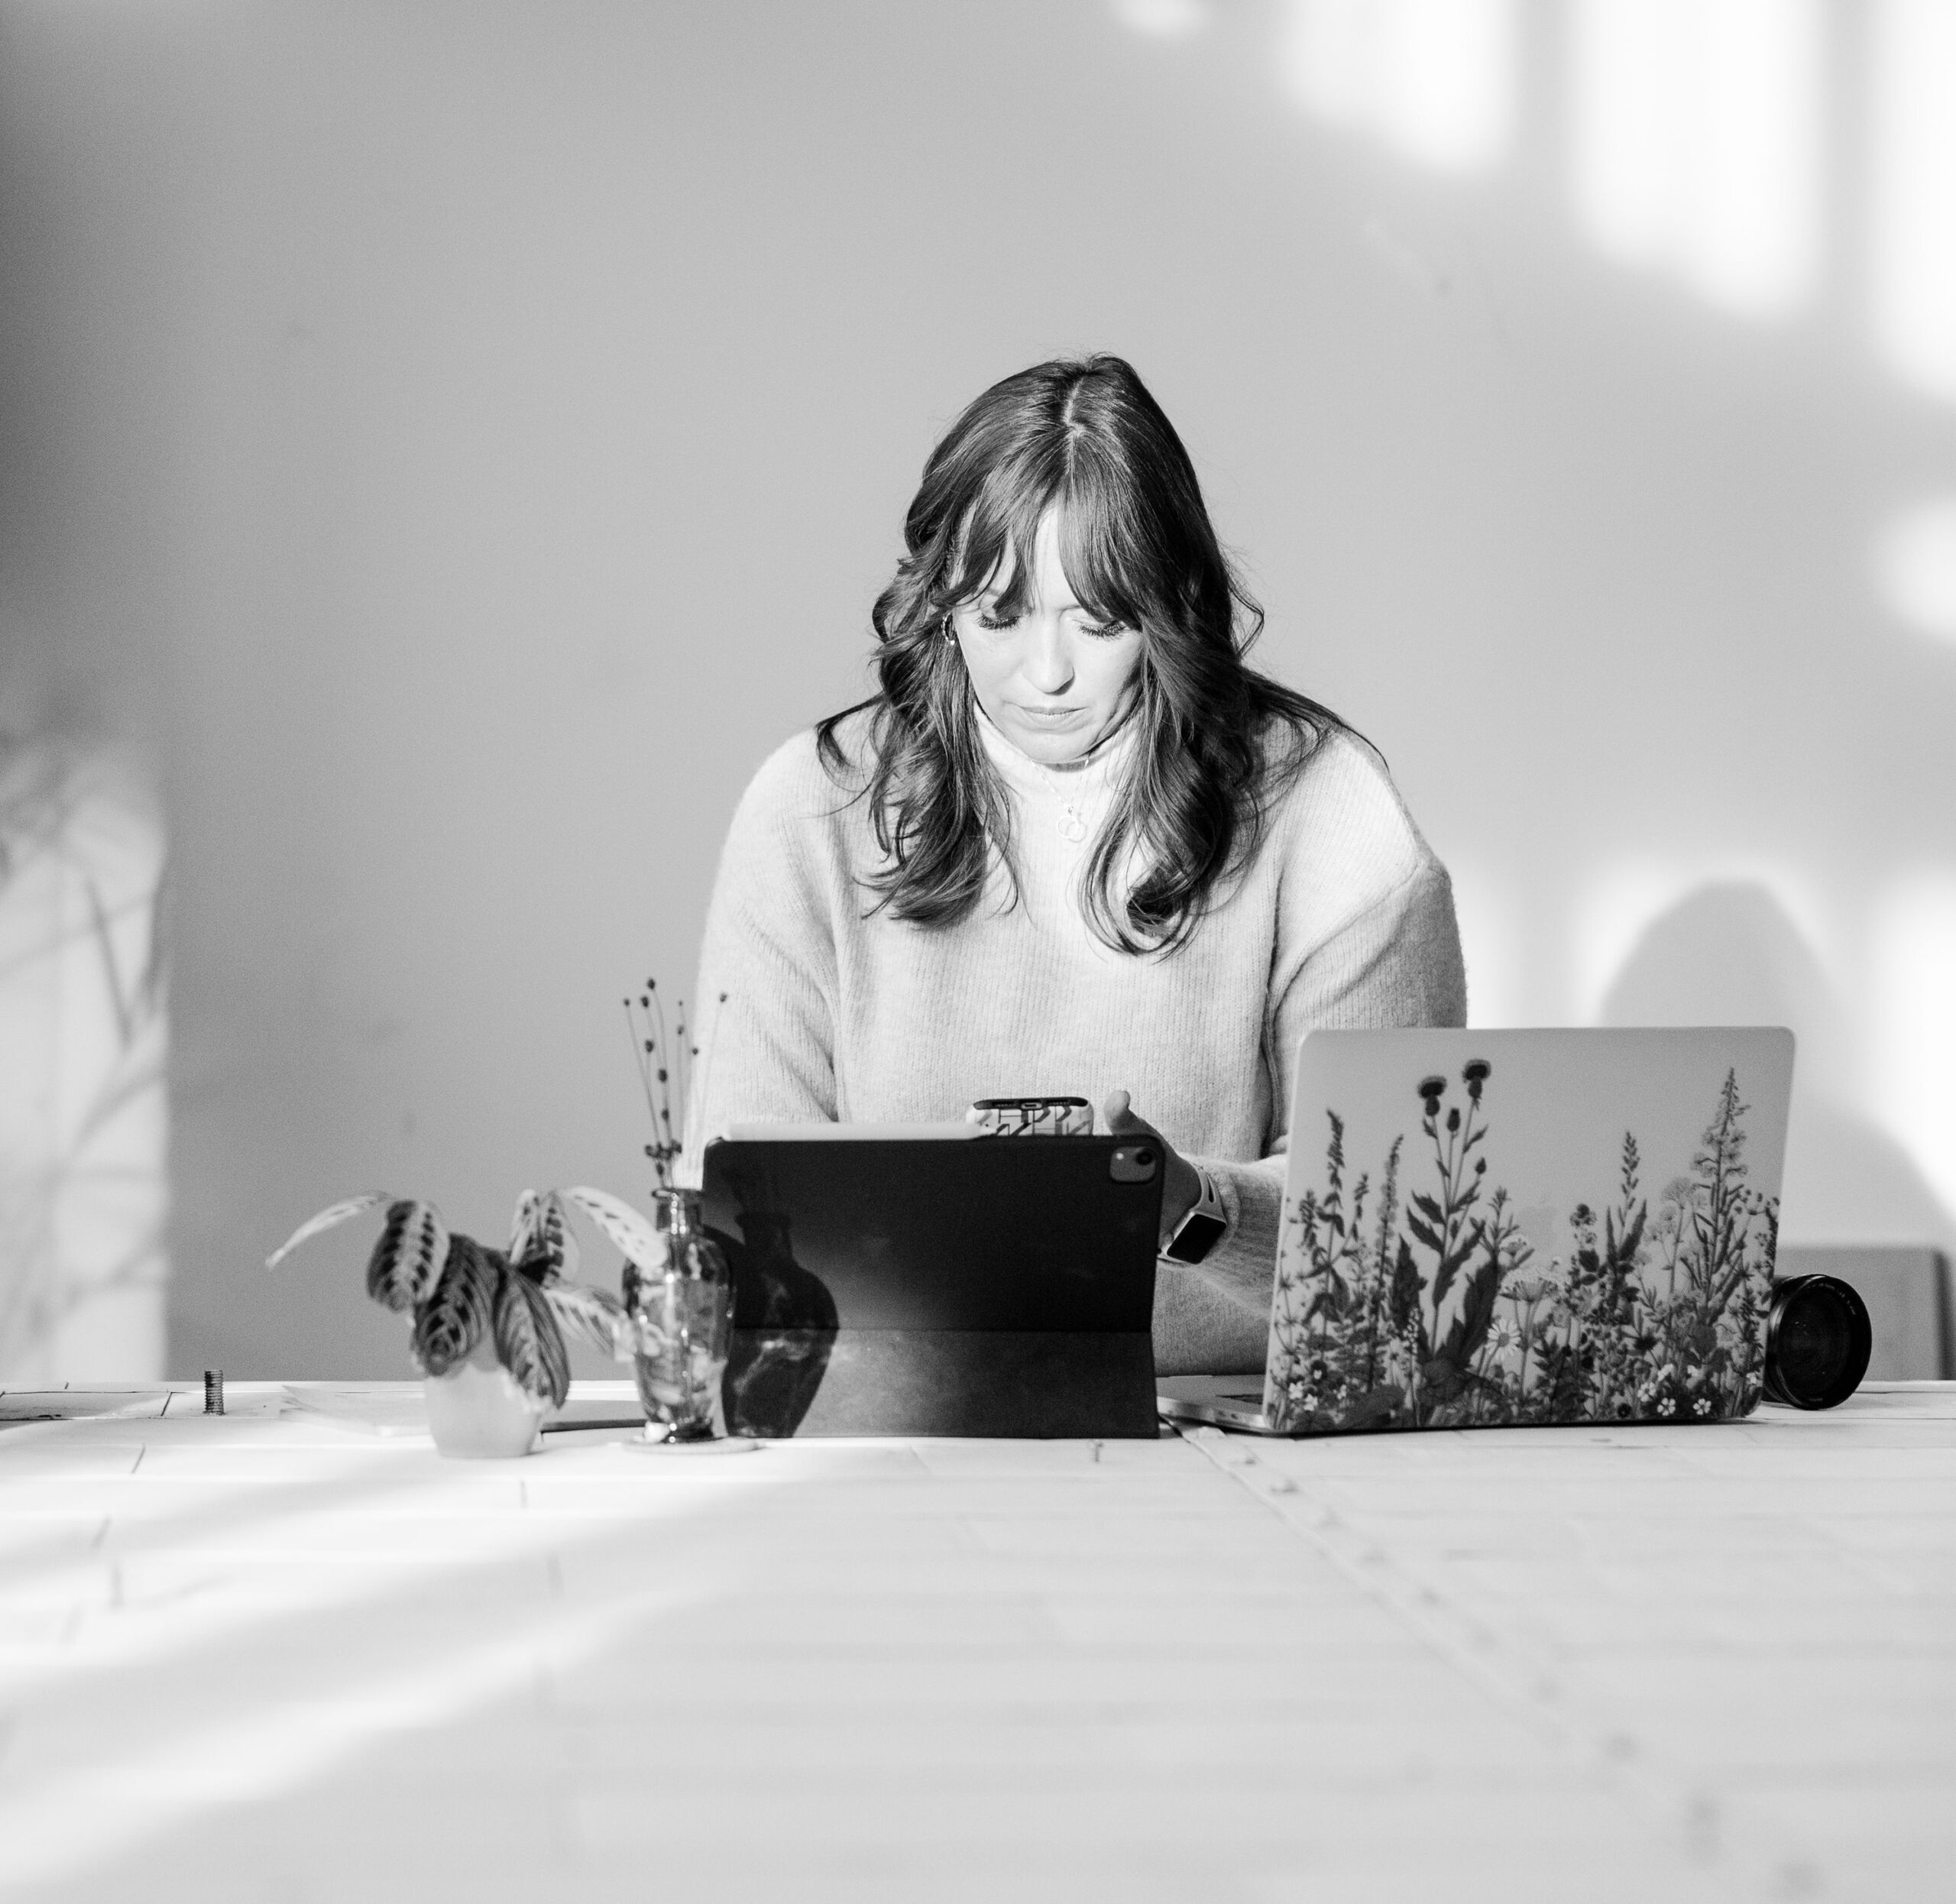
1763, 1274, 1872, 1410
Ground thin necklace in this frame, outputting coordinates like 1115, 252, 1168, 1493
1033, 758, 1091, 844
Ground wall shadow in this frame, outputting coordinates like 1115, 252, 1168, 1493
1598, 881, 1954, 1258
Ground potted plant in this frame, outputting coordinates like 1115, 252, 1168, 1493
267, 1184, 654, 1457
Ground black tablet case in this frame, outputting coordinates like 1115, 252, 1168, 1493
700, 1136, 1162, 1438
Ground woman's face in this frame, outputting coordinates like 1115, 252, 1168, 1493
948, 510, 1145, 766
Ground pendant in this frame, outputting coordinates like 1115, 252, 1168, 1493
1059, 808, 1088, 844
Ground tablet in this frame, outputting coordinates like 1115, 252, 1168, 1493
699, 1133, 1164, 1438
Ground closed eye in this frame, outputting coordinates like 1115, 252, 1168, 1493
970, 609, 1128, 638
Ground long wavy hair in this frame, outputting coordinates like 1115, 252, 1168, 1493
816, 354, 1345, 956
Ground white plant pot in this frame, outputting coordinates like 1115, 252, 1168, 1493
422, 1342, 547, 1459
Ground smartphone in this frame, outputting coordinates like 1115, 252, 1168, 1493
966, 1096, 1095, 1137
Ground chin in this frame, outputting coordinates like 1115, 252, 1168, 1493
1012, 716, 1093, 750
1018, 733, 1089, 763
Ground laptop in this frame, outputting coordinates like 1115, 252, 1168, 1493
1159, 1026, 1796, 1436
698, 1133, 1164, 1437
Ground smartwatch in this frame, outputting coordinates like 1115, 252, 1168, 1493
1161, 1167, 1228, 1264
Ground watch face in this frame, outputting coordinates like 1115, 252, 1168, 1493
1162, 1209, 1229, 1264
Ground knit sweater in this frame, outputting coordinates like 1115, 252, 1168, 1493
682, 704, 1468, 1373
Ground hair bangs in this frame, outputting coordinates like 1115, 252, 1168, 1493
939, 450, 1156, 635
1053, 460, 1155, 635
938, 454, 1060, 620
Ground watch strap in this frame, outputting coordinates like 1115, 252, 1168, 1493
1161, 1166, 1228, 1264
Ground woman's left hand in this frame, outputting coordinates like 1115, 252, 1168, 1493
1102, 1089, 1203, 1250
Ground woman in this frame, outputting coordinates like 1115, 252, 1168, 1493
684, 355, 1465, 1371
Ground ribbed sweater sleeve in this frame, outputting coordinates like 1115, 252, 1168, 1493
679, 745, 840, 1180
1180, 856, 1467, 1367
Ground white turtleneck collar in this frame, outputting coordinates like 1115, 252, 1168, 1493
970, 700, 1143, 885
972, 698, 1139, 795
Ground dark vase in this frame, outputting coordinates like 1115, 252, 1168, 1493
721, 1208, 838, 1436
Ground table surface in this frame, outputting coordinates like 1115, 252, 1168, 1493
1, 1380, 1951, 1904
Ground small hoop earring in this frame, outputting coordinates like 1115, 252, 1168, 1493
941, 614, 956, 643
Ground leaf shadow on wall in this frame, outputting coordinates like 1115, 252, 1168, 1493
1598, 881, 1951, 1253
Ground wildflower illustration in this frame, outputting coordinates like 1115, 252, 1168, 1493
1267, 1060, 1779, 1433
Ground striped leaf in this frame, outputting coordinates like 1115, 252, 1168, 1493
266, 1193, 390, 1271
507, 1190, 542, 1262
540, 1190, 579, 1280
494, 1255, 572, 1407
364, 1200, 451, 1313
509, 1188, 578, 1282
544, 1280, 630, 1360
562, 1185, 661, 1269
413, 1235, 494, 1377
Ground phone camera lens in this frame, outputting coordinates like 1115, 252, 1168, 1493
1135, 1148, 1154, 1167
1763, 1274, 1872, 1410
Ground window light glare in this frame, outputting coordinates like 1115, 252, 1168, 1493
1873, 495, 1956, 644
1109, 0, 1210, 41
0, 1604, 643, 1889
1570, 0, 1819, 319
1870, 876, 1956, 1212
1278, 0, 1514, 173
1375, 0, 1514, 173
1870, 0, 1956, 403
1446, 861, 1521, 1028
1686, 0, 1822, 318
1570, 0, 1692, 266
1278, 0, 1376, 125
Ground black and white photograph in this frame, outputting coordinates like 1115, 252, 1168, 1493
2, 2, 1953, 1897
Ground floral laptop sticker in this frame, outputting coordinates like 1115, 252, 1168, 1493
1263, 1028, 1796, 1435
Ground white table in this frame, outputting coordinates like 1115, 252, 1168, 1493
2, 1381, 1952, 1903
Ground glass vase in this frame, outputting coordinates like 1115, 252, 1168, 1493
624, 1187, 732, 1443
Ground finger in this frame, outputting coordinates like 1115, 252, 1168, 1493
1102, 1089, 1139, 1132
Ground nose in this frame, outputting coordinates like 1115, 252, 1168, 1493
1021, 617, 1074, 697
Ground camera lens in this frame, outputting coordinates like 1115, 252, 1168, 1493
1763, 1274, 1872, 1410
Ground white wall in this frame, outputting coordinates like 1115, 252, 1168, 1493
2, 0, 1951, 1377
